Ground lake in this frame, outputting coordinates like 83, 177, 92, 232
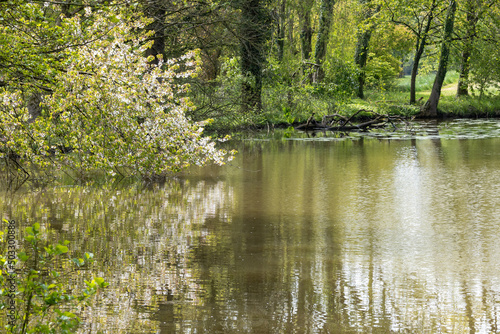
2, 119, 500, 333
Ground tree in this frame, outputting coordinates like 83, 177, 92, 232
139, 0, 238, 77
0, 1, 233, 180
363, 24, 412, 89
299, 0, 314, 61
456, 0, 498, 97
274, 0, 287, 61
466, 3, 500, 98
421, 0, 457, 117
383, 0, 443, 104
239, 0, 270, 112
354, 0, 379, 98
143, 0, 167, 65
314, 0, 335, 82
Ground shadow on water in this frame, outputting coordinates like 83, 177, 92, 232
1, 119, 500, 333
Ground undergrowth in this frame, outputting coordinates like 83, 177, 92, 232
196, 71, 499, 134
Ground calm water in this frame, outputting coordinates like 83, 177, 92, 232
2, 119, 500, 333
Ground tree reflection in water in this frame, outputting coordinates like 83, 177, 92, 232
1, 131, 500, 333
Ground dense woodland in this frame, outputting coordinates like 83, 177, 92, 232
0, 0, 500, 179
137, 0, 500, 119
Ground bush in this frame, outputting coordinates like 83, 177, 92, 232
0, 220, 108, 333
321, 57, 358, 102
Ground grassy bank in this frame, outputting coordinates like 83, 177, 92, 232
202, 71, 500, 134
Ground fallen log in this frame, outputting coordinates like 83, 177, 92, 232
295, 110, 411, 132
295, 112, 319, 130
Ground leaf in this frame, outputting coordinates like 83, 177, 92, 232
84, 252, 94, 261
55, 244, 69, 254
72, 258, 85, 267
18, 251, 29, 261
109, 14, 119, 23
95, 277, 109, 288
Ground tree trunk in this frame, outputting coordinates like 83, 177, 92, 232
457, 0, 479, 97
200, 49, 222, 83
421, 0, 457, 117
275, 0, 286, 61
354, 0, 378, 99
410, 40, 426, 104
313, 0, 335, 83
287, 4, 295, 55
299, 0, 313, 82
457, 45, 472, 97
300, 7, 312, 60
240, 0, 269, 112
144, 0, 166, 65
354, 30, 371, 99
409, 1, 436, 104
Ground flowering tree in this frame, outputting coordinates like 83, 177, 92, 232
0, 1, 233, 180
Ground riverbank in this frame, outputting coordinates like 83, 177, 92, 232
202, 73, 500, 136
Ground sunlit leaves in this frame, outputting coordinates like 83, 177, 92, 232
72, 252, 93, 267
0, 223, 108, 332
0, 1, 233, 180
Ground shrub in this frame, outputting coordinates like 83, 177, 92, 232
0, 220, 108, 333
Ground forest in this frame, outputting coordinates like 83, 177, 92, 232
1, 0, 500, 179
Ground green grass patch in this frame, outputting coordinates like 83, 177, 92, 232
438, 95, 500, 117
394, 70, 460, 92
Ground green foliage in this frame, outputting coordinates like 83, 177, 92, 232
0, 220, 108, 333
363, 23, 414, 90
364, 53, 399, 89
190, 56, 265, 129
469, 39, 500, 98
0, 1, 233, 181
329, 0, 359, 62
437, 96, 500, 117
383, 104, 421, 117
0, 1, 76, 90
319, 57, 358, 101
263, 57, 318, 124
209, 56, 246, 110
262, 84, 329, 125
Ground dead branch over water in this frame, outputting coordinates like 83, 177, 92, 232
295, 109, 413, 132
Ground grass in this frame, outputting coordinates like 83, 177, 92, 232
347, 70, 500, 119
393, 70, 460, 93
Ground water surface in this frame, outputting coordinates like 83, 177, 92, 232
2, 119, 500, 333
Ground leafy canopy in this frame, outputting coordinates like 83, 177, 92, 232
0, 1, 233, 180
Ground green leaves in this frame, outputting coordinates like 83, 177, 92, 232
17, 252, 29, 262
0, 1, 232, 180
44, 243, 69, 256
85, 277, 109, 289
0, 223, 109, 333
25, 223, 40, 236
72, 252, 94, 267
